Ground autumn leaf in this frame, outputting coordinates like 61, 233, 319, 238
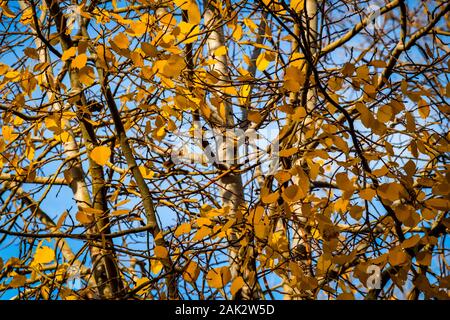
174, 223, 191, 236
230, 276, 245, 296
359, 188, 376, 201
388, 248, 409, 266
139, 166, 155, 179
261, 189, 279, 204
78, 66, 96, 86
76, 211, 94, 224
193, 226, 211, 241
154, 246, 169, 259
9, 275, 27, 288
290, 0, 304, 12
135, 277, 150, 295
112, 33, 129, 49
206, 267, 231, 289
279, 148, 297, 157
33, 246, 55, 265
71, 54, 87, 69
183, 261, 200, 283
62, 47, 77, 61
214, 46, 227, 57
90, 146, 111, 166
151, 260, 163, 275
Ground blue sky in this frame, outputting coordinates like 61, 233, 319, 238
0, 0, 449, 300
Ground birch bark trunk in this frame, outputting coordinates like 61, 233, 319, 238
24, 0, 125, 298
283, 0, 319, 300
203, 0, 260, 299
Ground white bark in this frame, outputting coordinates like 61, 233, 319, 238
203, 1, 259, 299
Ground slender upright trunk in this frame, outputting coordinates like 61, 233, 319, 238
32, 0, 125, 298
203, 0, 260, 299
283, 0, 319, 300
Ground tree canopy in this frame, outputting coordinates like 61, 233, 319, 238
0, 0, 449, 300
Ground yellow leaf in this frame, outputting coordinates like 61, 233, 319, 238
193, 226, 211, 241
187, 2, 201, 24
230, 276, 245, 296
341, 62, 355, 77
129, 21, 147, 36
112, 33, 129, 49
270, 231, 289, 253
62, 47, 77, 61
174, 0, 190, 10
377, 105, 392, 122
279, 147, 297, 157
336, 172, 354, 193
151, 260, 163, 274
240, 84, 251, 104
110, 209, 130, 216
175, 222, 192, 236
33, 246, 55, 264
141, 42, 158, 57
206, 268, 222, 288
359, 188, 376, 201
183, 261, 200, 283
405, 111, 416, 132
401, 235, 421, 249
177, 22, 200, 44
214, 46, 227, 57
218, 102, 227, 122
82, 207, 104, 216
254, 223, 268, 239
282, 184, 303, 203
256, 52, 270, 71
388, 248, 409, 266
1, 2, 16, 18
370, 60, 387, 68
243, 18, 258, 32
24, 47, 39, 60
90, 146, 111, 166
154, 246, 169, 259
26, 144, 35, 161
356, 65, 369, 80
78, 66, 96, 86
4, 71, 20, 80
274, 170, 292, 184
418, 100, 430, 119
337, 292, 354, 300
135, 277, 150, 295
206, 267, 231, 289
290, 0, 304, 12
349, 205, 364, 220
2, 126, 16, 142
232, 24, 243, 41
76, 211, 94, 224
197, 217, 211, 227
261, 189, 279, 204
425, 198, 449, 211
139, 166, 155, 179
416, 251, 432, 266
9, 275, 27, 288
334, 197, 349, 213
154, 54, 186, 78
71, 54, 87, 69
316, 254, 333, 275
248, 110, 262, 123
